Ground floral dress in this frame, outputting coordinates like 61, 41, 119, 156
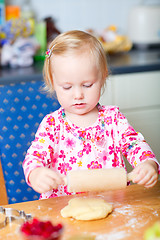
23, 104, 159, 199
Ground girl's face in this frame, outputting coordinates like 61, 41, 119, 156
51, 51, 102, 119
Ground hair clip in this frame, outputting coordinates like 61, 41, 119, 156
45, 45, 55, 58
45, 49, 52, 58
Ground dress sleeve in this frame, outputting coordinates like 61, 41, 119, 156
23, 114, 57, 185
117, 109, 160, 174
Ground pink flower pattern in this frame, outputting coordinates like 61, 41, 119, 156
98, 150, 110, 165
83, 143, 91, 154
105, 116, 112, 125
47, 116, 55, 126
69, 156, 77, 164
87, 161, 102, 169
59, 150, 66, 161
23, 105, 159, 200
140, 151, 155, 161
65, 138, 76, 148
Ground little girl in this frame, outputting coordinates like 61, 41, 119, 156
23, 30, 159, 199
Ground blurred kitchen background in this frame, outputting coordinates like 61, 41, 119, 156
0, 0, 160, 204
4, 0, 160, 32
0, 0, 160, 65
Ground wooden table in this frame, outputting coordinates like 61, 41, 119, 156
0, 182, 160, 240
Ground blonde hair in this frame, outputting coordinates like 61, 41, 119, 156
43, 30, 108, 94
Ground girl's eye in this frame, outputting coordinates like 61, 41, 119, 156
63, 86, 71, 90
83, 83, 93, 88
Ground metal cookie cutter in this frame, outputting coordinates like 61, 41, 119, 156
0, 206, 32, 229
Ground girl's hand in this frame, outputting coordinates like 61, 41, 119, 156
132, 160, 159, 188
29, 167, 65, 193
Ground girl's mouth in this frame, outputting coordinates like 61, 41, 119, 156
74, 103, 86, 108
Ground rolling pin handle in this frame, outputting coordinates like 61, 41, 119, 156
127, 171, 137, 182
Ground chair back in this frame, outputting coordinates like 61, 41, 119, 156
0, 80, 60, 204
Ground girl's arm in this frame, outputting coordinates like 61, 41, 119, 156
23, 113, 63, 192
117, 110, 159, 187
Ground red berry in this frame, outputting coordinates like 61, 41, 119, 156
20, 218, 63, 239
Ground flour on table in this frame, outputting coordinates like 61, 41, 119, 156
95, 230, 129, 240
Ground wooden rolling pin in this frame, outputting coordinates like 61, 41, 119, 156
64, 168, 136, 192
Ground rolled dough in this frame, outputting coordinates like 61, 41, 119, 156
60, 197, 113, 220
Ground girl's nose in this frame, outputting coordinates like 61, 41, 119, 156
74, 87, 84, 99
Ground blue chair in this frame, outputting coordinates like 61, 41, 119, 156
0, 80, 60, 204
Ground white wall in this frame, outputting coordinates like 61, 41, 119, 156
30, 0, 142, 33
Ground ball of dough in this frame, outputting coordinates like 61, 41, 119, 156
60, 197, 113, 221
